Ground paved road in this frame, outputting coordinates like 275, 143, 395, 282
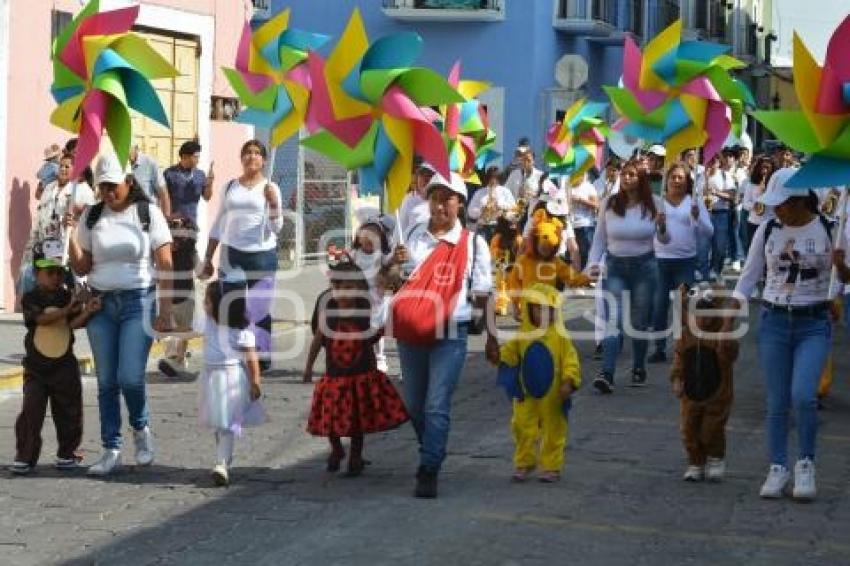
1, 297, 849, 566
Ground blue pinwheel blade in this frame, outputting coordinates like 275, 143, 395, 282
280, 28, 331, 52
119, 68, 170, 127
361, 32, 423, 72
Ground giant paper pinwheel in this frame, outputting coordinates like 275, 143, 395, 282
753, 15, 850, 188
302, 9, 464, 211
544, 98, 610, 185
223, 9, 330, 148
604, 19, 753, 163
439, 61, 499, 184
50, 0, 178, 176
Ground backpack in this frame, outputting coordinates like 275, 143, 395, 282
85, 200, 150, 232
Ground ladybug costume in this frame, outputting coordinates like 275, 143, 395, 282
307, 294, 409, 438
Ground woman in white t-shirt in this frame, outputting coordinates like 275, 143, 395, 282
30, 153, 96, 250
569, 175, 599, 271
649, 162, 713, 362
734, 167, 843, 502
741, 157, 775, 250
587, 160, 670, 392
68, 154, 174, 476
202, 140, 283, 372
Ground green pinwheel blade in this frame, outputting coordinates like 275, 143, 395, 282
603, 86, 645, 121
223, 68, 277, 111
820, 123, 850, 160
279, 47, 307, 73
674, 59, 710, 85
104, 97, 132, 166
111, 34, 179, 80
751, 110, 823, 154
360, 68, 408, 104
396, 68, 465, 106
93, 70, 128, 107
301, 123, 379, 170
53, 58, 85, 89
53, 0, 99, 57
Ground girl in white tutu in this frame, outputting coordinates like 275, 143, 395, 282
198, 281, 263, 486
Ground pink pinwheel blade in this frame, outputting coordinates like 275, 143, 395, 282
448, 60, 461, 88
382, 85, 451, 177
74, 89, 109, 177
458, 135, 477, 174
816, 15, 850, 113
702, 100, 732, 163
305, 52, 371, 146
61, 5, 139, 78
622, 36, 667, 111
681, 76, 721, 101
235, 21, 252, 72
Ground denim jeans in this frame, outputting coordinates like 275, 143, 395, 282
601, 253, 658, 379
710, 210, 731, 274
738, 209, 750, 258
758, 308, 831, 466
652, 256, 696, 354
574, 226, 595, 272
696, 234, 711, 281
397, 324, 469, 471
86, 288, 155, 449
221, 246, 278, 361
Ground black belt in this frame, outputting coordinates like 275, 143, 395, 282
763, 302, 830, 316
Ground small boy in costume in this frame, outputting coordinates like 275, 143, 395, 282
487, 283, 581, 483
490, 214, 523, 316
671, 283, 738, 482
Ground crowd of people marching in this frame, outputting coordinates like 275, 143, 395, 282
11, 134, 850, 502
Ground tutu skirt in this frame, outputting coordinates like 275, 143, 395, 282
307, 370, 409, 437
199, 364, 266, 435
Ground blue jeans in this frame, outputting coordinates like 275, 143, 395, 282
574, 226, 595, 272
738, 209, 750, 258
397, 324, 469, 472
758, 308, 831, 466
601, 253, 658, 379
221, 246, 278, 362
652, 257, 696, 354
86, 288, 155, 449
696, 233, 711, 281
710, 210, 731, 274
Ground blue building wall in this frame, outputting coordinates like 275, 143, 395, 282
266, 0, 670, 162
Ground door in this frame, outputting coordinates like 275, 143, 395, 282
132, 30, 199, 167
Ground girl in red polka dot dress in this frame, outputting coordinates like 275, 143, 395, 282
303, 260, 409, 476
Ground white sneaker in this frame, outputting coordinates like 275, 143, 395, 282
793, 459, 817, 501
759, 464, 790, 498
683, 465, 704, 482
87, 449, 122, 476
706, 457, 725, 482
731, 260, 742, 273
212, 464, 230, 487
133, 427, 155, 466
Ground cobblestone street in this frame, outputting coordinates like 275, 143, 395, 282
2, 298, 850, 566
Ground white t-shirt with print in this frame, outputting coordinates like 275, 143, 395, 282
77, 202, 172, 291
32, 180, 96, 245
736, 217, 844, 306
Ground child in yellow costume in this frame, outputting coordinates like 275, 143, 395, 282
487, 283, 581, 483
490, 215, 523, 316
508, 209, 590, 318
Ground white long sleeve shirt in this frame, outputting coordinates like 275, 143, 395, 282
467, 184, 515, 225
653, 195, 713, 259
398, 191, 430, 240
588, 197, 669, 265
741, 180, 775, 225
735, 217, 844, 305
505, 167, 543, 200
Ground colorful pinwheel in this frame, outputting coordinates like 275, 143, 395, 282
50, 0, 178, 176
753, 15, 850, 188
223, 9, 330, 148
439, 61, 499, 184
603, 19, 753, 163
302, 9, 464, 211
544, 98, 610, 185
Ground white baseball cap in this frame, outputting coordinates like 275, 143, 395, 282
648, 144, 667, 157
425, 171, 468, 201
94, 153, 128, 185
760, 167, 806, 207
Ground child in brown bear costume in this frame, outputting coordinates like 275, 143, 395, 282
670, 283, 739, 482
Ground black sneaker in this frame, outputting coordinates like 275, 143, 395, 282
158, 358, 179, 378
593, 372, 614, 394
630, 368, 648, 387
593, 344, 603, 360
414, 466, 438, 498
10, 461, 32, 475
647, 351, 667, 364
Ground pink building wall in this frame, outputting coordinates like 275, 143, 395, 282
2, 0, 252, 310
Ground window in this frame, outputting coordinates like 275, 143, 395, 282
50, 10, 72, 48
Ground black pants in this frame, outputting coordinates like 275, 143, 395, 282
15, 357, 83, 465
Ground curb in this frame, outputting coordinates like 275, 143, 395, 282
0, 335, 204, 394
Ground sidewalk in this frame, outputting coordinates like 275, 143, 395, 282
0, 264, 327, 393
